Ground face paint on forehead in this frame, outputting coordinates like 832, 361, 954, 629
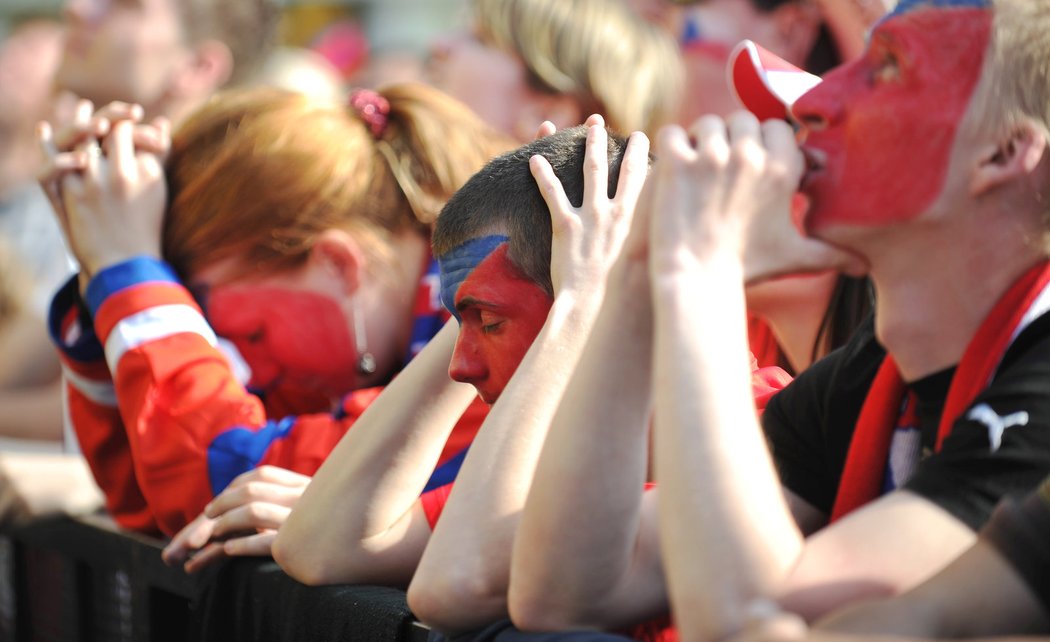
888, 0, 990, 18
438, 234, 510, 321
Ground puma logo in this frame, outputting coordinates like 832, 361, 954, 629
967, 403, 1029, 453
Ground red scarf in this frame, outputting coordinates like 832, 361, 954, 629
831, 260, 1050, 521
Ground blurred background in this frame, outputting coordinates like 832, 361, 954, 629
0, 0, 469, 85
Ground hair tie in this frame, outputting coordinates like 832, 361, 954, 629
349, 88, 390, 138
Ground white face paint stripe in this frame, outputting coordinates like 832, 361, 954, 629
104, 304, 218, 372
62, 365, 117, 407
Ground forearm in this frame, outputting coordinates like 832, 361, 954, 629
409, 291, 606, 632
275, 320, 477, 585
652, 261, 803, 641
510, 267, 662, 630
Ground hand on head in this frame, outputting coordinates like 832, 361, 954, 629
529, 114, 651, 296
161, 465, 310, 574
36, 97, 172, 281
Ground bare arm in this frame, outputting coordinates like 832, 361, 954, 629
273, 319, 479, 587
817, 532, 1047, 637
408, 124, 650, 633
508, 253, 664, 631
649, 114, 973, 640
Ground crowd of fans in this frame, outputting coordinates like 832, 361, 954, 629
2, 0, 1049, 640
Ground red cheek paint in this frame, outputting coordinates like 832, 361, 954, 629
447, 245, 552, 404
205, 287, 360, 402
795, 8, 992, 231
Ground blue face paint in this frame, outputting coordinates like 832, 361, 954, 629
437, 235, 510, 321
888, 0, 989, 19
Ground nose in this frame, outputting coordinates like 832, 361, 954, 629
791, 67, 848, 135
448, 330, 486, 385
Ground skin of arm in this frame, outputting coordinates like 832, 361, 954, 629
407, 124, 650, 633
649, 113, 975, 640
816, 537, 1049, 638
272, 318, 478, 587
507, 226, 664, 630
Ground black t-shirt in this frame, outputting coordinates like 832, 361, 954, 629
763, 311, 1050, 530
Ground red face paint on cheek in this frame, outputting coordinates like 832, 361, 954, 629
205, 286, 360, 402
447, 245, 552, 404
796, 8, 992, 231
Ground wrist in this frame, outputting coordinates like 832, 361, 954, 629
651, 250, 745, 291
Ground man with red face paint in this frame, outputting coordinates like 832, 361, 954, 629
509, 0, 1050, 641
275, 121, 791, 637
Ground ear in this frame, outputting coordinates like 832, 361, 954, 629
171, 39, 234, 98
309, 229, 365, 296
769, 0, 822, 66
970, 121, 1048, 197
514, 93, 584, 141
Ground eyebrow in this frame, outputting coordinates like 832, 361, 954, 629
455, 296, 508, 313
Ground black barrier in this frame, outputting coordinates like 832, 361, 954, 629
0, 514, 430, 642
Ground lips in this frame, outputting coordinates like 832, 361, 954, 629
799, 146, 826, 190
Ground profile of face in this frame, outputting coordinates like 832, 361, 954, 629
793, 1, 992, 233
426, 30, 540, 141
57, 0, 190, 109
190, 258, 361, 411
438, 236, 553, 404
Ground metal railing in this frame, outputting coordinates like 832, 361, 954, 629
0, 513, 429, 642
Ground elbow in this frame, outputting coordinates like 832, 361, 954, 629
508, 581, 598, 633
407, 564, 508, 633
273, 528, 337, 586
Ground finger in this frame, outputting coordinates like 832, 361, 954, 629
108, 119, 137, 185
530, 154, 576, 229
93, 102, 144, 126
183, 542, 227, 574
161, 515, 217, 565
534, 120, 556, 140
56, 99, 103, 152
654, 124, 696, 167
212, 503, 292, 537
582, 124, 610, 211
612, 131, 651, 211
37, 121, 58, 163
223, 530, 277, 557
762, 119, 804, 183
131, 117, 172, 158
727, 111, 764, 171
38, 152, 89, 185
689, 114, 730, 167
229, 465, 311, 489
584, 114, 605, 128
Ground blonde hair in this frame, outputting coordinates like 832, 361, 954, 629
972, 0, 1050, 142
474, 0, 684, 135
163, 84, 514, 282
179, 0, 279, 85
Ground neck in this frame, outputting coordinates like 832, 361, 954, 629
761, 293, 827, 374
355, 231, 431, 387
747, 273, 837, 373
861, 210, 1045, 381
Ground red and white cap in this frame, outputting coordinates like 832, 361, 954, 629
728, 39, 821, 123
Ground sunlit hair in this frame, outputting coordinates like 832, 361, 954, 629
972, 0, 1050, 141
163, 84, 514, 283
473, 0, 683, 136
433, 126, 639, 296
966, 0, 1050, 238
178, 0, 280, 85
